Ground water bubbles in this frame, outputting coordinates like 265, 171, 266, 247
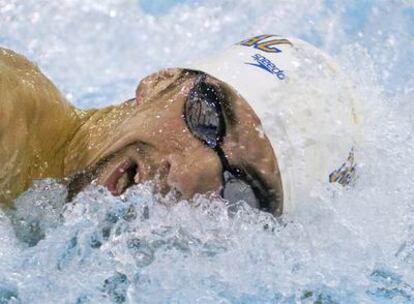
103, 272, 129, 303
6, 179, 67, 247
0, 281, 20, 304
127, 238, 155, 267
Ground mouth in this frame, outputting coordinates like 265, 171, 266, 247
99, 158, 140, 196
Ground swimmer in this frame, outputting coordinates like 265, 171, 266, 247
0, 35, 360, 215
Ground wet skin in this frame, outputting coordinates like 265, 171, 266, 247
0, 48, 283, 215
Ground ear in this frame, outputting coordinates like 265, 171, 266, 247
135, 68, 184, 106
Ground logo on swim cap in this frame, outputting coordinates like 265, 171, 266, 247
329, 149, 356, 186
239, 35, 293, 53
246, 53, 286, 80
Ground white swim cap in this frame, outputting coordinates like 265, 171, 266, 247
185, 35, 360, 212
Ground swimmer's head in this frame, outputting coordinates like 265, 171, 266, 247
64, 35, 359, 216
65, 68, 283, 215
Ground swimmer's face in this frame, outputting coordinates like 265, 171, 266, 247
67, 69, 283, 215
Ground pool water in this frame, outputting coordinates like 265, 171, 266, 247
0, 0, 413, 303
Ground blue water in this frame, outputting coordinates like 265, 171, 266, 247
1, 0, 414, 303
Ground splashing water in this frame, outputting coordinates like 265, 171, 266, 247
0, 0, 414, 303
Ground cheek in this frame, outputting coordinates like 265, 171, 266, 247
165, 150, 223, 197
148, 120, 196, 152
129, 84, 211, 153
142, 104, 202, 152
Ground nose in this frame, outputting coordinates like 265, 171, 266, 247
165, 147, 223, 199
163, 142, 282, 216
